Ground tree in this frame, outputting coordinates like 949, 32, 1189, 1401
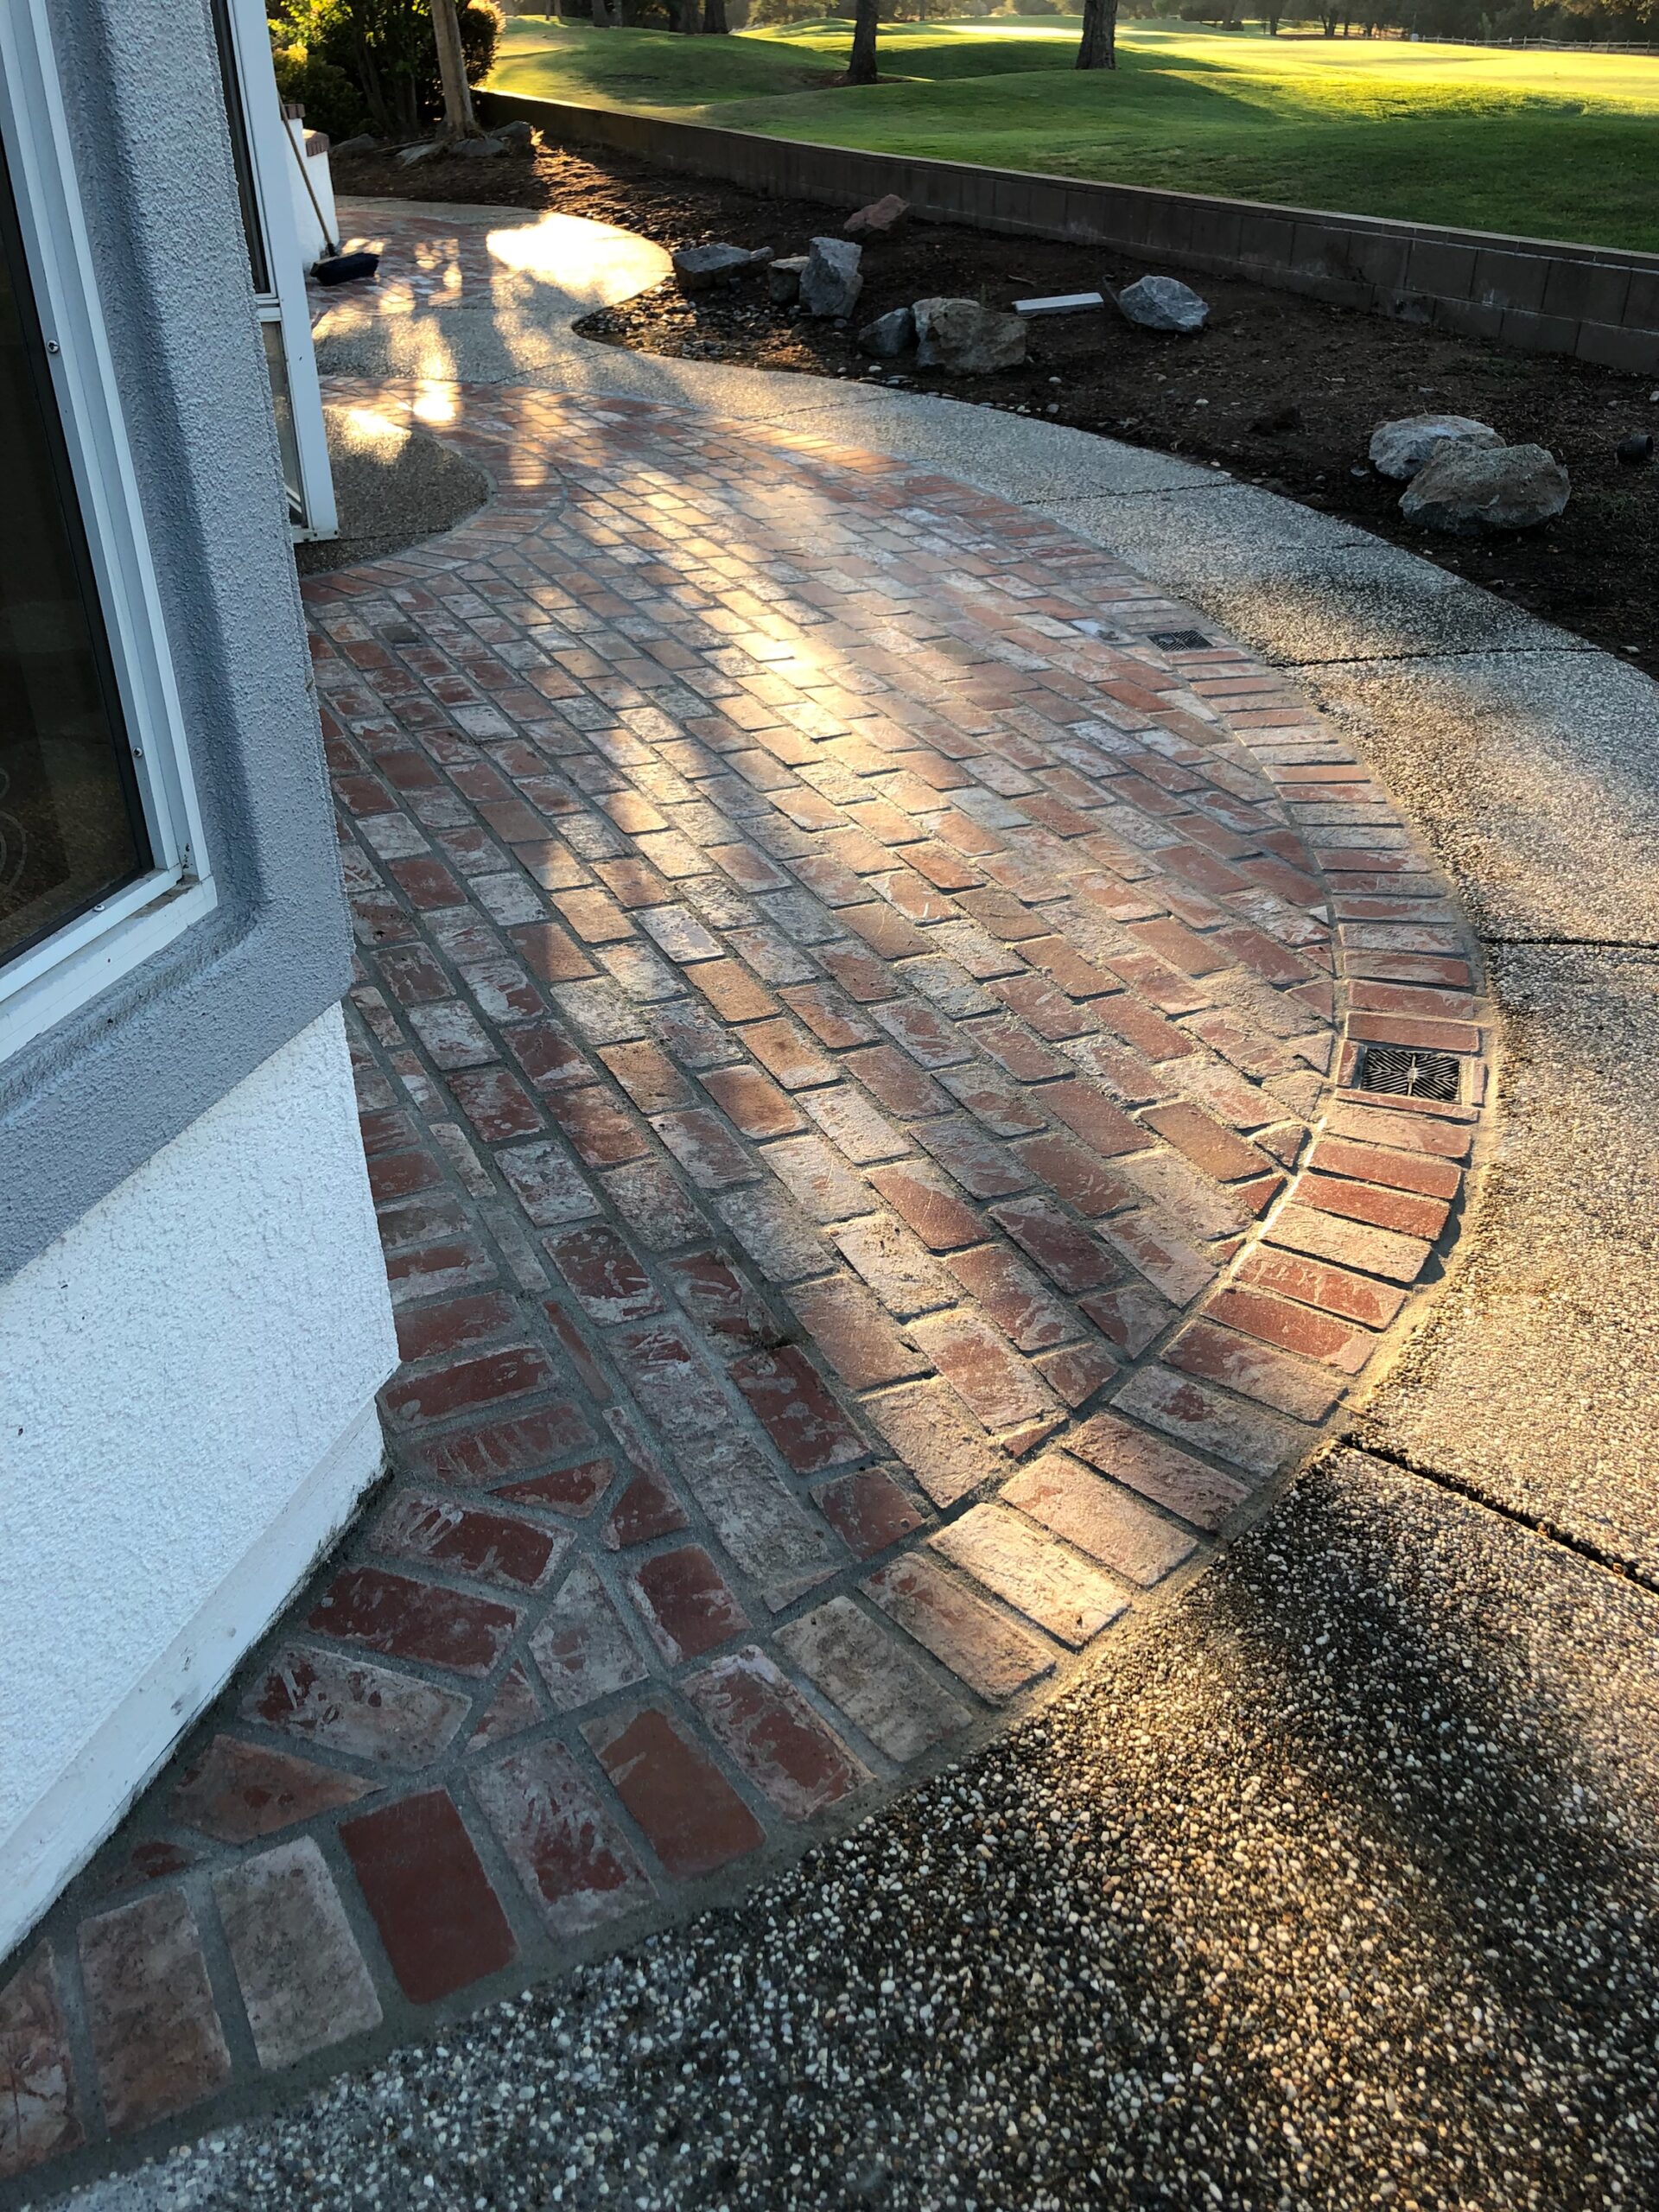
1077, 0, 1119, 67
703, 0, 730, 26
430, 0, 480, 136
847, 0, 880, 83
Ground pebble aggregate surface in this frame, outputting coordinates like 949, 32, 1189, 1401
47, 1452, 1659, 2212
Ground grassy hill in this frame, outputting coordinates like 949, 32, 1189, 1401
486, 19, 1659, 251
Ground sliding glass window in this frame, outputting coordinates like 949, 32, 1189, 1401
0, 156, 148, 968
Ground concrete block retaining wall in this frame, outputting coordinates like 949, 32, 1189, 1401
476, 88, 1659, 376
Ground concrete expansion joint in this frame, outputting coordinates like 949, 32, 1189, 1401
1336, 1431, 1659, 1599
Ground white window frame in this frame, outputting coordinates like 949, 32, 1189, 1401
0, 0, 217, 1063
216, 0, 340, 542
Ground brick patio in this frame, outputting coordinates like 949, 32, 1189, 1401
0, 235, 1489, 2192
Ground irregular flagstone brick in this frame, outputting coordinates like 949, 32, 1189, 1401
866, 1554, 1056, 1705
812, 1465, 929, 1558
601, 1467, 691, 1550
308, 1566, 521, 1679
776, 1596, 971, 1764
929, 1505, 1127, 1649
467, 1662, 543, 1751
529, 1562, 649, 1713
864, 1378, 1008, 1509
213, 1839, 382, 2071
626, 1544, 749, 1664
583, 1706, 765, 1878
493, 1452, 615, 1518
1001, 1452, 1198, 1586
168, 1736, 374, 1845
729, 1344, 868, 1473
1112, 1363, 1307, 1479
370, 1491, 570, 1592
339, 1790, 517, 2005
79, 1892, 231, 2133
242, 1645, 472, 1767
0, 1945, 81, 2178
474, 1738, 652, 1939
683, 1646, 870, 1821
1066, 1408, 1249, 1531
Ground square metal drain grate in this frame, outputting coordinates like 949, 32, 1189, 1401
1354, 1044, 1462, 1103
1148, 628, 1212, 652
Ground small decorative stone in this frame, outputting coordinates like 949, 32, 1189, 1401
913, 297, 1027, 376
768, 256, 809, 306
858, 305, 915, 359
1116, 275, 1209, 334
1369, 412, 1502, 480
844, 193, 909, 240
1401, 442, 1570, 534
799, 237, 863, 320
673, 242, 769, 294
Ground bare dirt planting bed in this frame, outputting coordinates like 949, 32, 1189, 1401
337, 138, 1659, 674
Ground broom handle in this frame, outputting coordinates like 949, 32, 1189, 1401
281, 112, 340, 259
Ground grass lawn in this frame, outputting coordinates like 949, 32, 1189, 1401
486, 18, 1659, 251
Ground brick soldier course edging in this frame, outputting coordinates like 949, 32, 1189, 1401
477, 86, 1659, 377
0, 224, 1491, 2196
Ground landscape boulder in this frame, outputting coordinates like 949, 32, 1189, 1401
453, 133, 506, 159
1400, 442, 1570, 535
858, 306, 916, 358
673, 242, 771, 294
768, 256, 809, 306
333, 134, 380, 157
845, 194, 910, 240
1369, 412, 1502, 480
799, 237, 863, 319
496, 118, 535, 149
913, 297, 1027, 375
1116, 275, 1209, 334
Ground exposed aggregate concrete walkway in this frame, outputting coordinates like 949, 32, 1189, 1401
10, 200, 1659, 2212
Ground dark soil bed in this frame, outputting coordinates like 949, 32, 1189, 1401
335, 137, 1659, 675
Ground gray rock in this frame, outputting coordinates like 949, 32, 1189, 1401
453, 134, 506, 159
1369, 412, 1502, 480
858, 306, 916, 359
845, 194, 909, 240
332, 134, 380, 158
496, 118, 534, 149
397, 142, 442, 167
673, 242, 769, 294
1401, 442, 1570, 534
799, 237, 863, 320
768, 256, 809, 306
1116, 275, 1209, 334
913, 297, 1027, 376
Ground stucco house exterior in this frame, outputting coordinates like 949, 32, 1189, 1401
0, 0, 397, 1960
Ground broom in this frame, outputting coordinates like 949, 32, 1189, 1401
283, 118, 378, 287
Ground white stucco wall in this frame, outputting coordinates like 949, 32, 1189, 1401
0, 1004, 397, 1955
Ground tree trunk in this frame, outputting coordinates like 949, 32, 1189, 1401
847, 0, 880, 85
430, 0, 478, 137
1076, 0, 1117, 70
702, 0, 729, 27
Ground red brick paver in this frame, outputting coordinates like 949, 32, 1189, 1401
0, 221, 1490, 2189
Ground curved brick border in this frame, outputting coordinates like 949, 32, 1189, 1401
0, 324, 1490, 2194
